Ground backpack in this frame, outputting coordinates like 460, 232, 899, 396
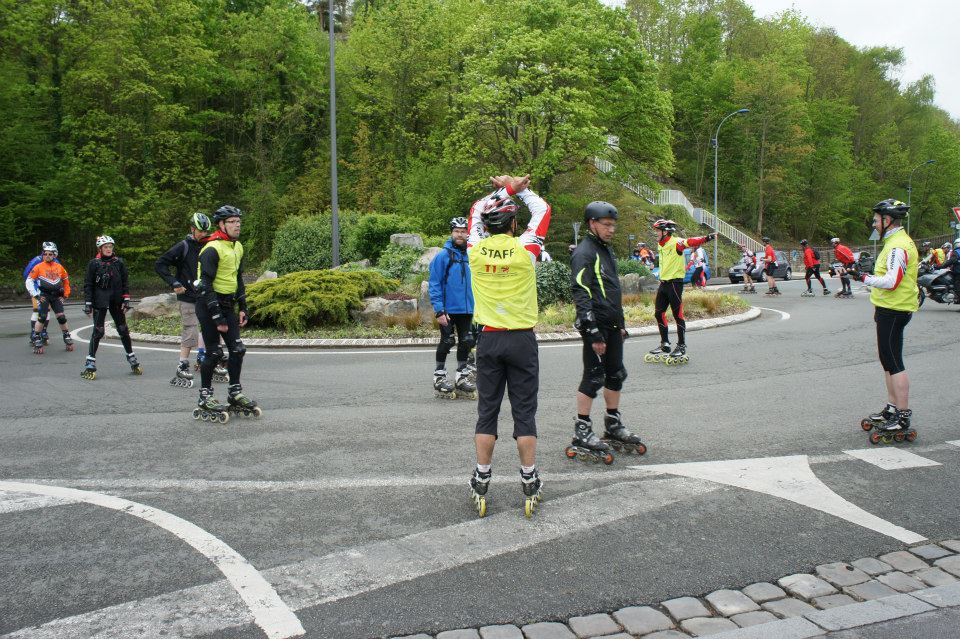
812, 247, 820, 260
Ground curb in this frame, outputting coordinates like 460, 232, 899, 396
388, 540, 960, 639
108, 306, 763, 349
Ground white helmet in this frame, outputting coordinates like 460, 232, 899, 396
954, 239, 960, 249
41, 241, 58, 256
830, 237, 840, 244
96, 235, 115, 248
942, 242, 952, 250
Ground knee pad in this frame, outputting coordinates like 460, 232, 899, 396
31, 312, 39, 322
92, 326, 105, 340
56, 314, 67, 325
461, 332, 476, 349
442, 333, 457, 347
578, 364, 606, 398
209, 347, 225, 363
116, 322, 130, 338
230, 340, 246, 359
605, 367, 628, 392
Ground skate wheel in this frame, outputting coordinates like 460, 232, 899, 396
476, 496, 486, 518
132, 366, 142, 375
894, 431, 906, 442
192, 408, 201, 420
881, 434, 894, 445
252, 406, 262, 417
869, 432, 881, 445
860, 418, 874, 431
636, 443, 648, 455
199, 412, 209, 422
602, 452, 614, 465
217, 412, 229, 424
906, 430, 917, 442
643, 354, 653, 363
565, 446, 576, 459
186, 380, 194, 389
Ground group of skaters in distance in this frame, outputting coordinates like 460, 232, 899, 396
22, 171, 929, 516
24, 206, 260, 424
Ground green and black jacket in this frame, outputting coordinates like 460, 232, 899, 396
570, 233, 624, 332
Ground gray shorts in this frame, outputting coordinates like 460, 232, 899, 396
180, 301, 199, 348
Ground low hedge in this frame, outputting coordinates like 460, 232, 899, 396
246, 270, 397, 332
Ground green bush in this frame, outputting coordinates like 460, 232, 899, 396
246, 270, 397, 331
347, 213, 416, 262
535, 260, 572, 310
268, 213, 360, 275
422, 234, 450, 248
376, 244, 423, 280
616, 259, 651, 276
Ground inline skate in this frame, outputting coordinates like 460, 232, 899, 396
81, 356, 97, 380
127, 352, 142, 375
861, 403, 896, 431
170, 361, 195, 388
470, 468, 491, 518
664, 344, 689, 365
227, 383, 262, 418
801, 289, 815, 297
822, 288, 831, 295
521, 468, 543, 519
565, 418, 614, 465
32, 333, 44, 355
62, 331, 74, 351
41, 329, 49, 345
835, 290, 853, 299
194, 387, 229, 423
740, 285, 757, 294
454, 368, 477, 400
213, 354, 229, 384
602, 411, 648, 455
765, 287, 782, 296
869, 409, 917, 445
643, 342, 671, 364
434, 369, 456, 399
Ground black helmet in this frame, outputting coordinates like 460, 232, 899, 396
584, 201, 618, 223
871, 199, 909, 219
191, 212, 212, 232
762, 236, 771, 243
799, 239, 808, 246
479, 196, 519, 228
449, 216, 468, 230
213, 205, 242, 222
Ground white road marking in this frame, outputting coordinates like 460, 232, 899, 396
0, 492, 75, 514
843, 448, 942, 470
631, 455, 926, 544
947, 440, 960, 449
755, 306, 790, 320
2, 478, 718, 638
0, 481, 305, 639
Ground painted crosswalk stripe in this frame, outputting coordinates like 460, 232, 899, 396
946, 440, 960, 449
843, 448, 942, 471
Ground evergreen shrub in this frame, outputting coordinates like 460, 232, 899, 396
348, 213, 416, 262
616, 259, 651, 276
246, 270, 397, 331
535, 260, 572, 309
376, 244, 422, 280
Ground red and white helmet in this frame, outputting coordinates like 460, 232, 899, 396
96, 235, 115, 248
480, 196, 519, 228
652, 219, 676, 232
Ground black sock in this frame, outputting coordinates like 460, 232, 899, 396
606, 408, 619, 416
577, 414, 590, 421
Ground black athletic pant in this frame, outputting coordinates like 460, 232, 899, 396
805, 265, 826, 288
655, 279, 686, 346
874, 307, 911, 375
89, 303, 133, 357
196, 298, 243, 388
578, 328, 626, 397
436, 313, 473, 367
475, 330, 539, 439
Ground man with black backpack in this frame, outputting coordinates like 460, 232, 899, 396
800, 239, 830, 297
428, 216, 476, 399
155, 212, 215, 388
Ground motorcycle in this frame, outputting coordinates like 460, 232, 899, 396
917, 262, 957, 308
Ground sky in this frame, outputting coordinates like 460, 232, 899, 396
603, 0, 959, 121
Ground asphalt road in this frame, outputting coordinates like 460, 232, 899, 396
1, 278, 959, 638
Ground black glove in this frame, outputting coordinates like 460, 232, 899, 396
121, 295, 131, 312
705, 233, 717, 242
84, 302, 93, 316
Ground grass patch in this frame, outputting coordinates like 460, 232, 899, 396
129, 290, 750, 339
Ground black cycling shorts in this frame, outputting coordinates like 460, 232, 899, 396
874, 307, 912, 375
765, 264, 777, 277
474, 330, 538, 439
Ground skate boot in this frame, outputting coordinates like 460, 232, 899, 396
748, 286, 757, 293
41, 329, 49, 345
801, 289, 815, 297
823, 288, 831, 295
227, 383, 262, 418
32, 333, 44, 355
194, 348, 205, 371
455, 368, 477, 400
643, 341, 671, 364
520, 468, 543, 518
213, 355, 229, 384
602, 411, 648, 455
170, 361, 195, 388
565, 418, 614, 465
62, 331, 74, 351
433, 369, 456, 399
127, 352, 142, 375
665, 344, 689, 365
470, 468, 491, 518
860, 403, 896, 431
740, 285, 751, 294
869, 409, 916, 445
194, 387, 229, 423
81, 356, 97, 380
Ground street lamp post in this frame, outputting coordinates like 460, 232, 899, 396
906, 159, 935, 235
712, 108, 750, 276
328, 0, 340, 267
